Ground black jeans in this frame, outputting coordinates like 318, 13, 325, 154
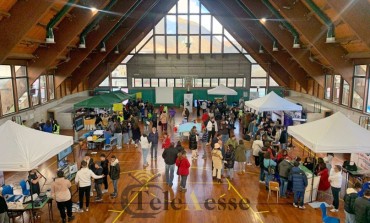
95, 182, 102, 199
103, 175, 108, 190
56, 199, 72, 220
180, 175, 188, 189
207, 130, 215, 143
78, 186, 91, 209
331, 186, 341, 209
254, 156, 260, 166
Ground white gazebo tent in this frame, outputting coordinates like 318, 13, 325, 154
207, 85, 237, 95
288, 112, 370, 153
0, 120, 73, 171
244, 91, 302, 112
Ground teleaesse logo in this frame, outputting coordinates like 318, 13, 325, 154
120, 171, 250, 218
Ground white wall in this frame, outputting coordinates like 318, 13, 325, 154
0, 91, 89, 127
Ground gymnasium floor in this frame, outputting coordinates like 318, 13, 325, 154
4, 111, 346, 223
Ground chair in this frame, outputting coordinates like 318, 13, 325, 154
19, 180, 30, 195
104, 136, 117, 151
267, 181, 280, 203
319, 203, 340, 223
1, 185, 13, 195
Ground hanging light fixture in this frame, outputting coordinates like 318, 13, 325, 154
45, 28, 55, 44
272, 41, 278, 52
114, 46, 119, 54
293, 36, 300, 48
78, 36, 86, 49
259, 45, 264, 54
100, 42, 106, 52
326, 25, 336, 43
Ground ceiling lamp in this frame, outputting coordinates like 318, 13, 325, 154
100, 42, 106, 52
293, 36, 300, 48
114, 46, 119, 54
45, 28, 55, 44
78, 36, 86, 49
272, 41, 278, 52
326, 26, 336, 43
259, 45, 264, 54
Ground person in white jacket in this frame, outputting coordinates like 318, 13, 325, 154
75, 160, 104, 212
328, 165, 343, 212
140, 134, 151, 167
206, 117, 218, 144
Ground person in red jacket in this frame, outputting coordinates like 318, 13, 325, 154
162, 132, 171, 149
201, 112, 209, 127
317, 163, 331, 198
176, 150, 190, 192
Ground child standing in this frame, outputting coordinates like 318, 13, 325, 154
201, 128, 208, 159
94, 162, 104, 202
176, 151, 190, 192
212, 143, 223, 183
224, 145, 235, 180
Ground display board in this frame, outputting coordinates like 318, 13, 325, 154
155, 87, 174, 104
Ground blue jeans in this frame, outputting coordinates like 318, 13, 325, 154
221, 134, 229, 146
114, 133, 122, 149
344, 210, 356, 223
112, 179, 118, 194
165, 164, 175, 185
245, 150, 251, 163
142, 148, 149, 165
264, 170, 273, 188
225, 168, 234, 179
293, 190, 305, 206
259, 168, 265, 181
150, 143, 158, 158
123, 133, 129, 144
280, 178, 288, 197
180, 175, 188, 189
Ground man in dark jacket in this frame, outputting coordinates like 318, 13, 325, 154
354, 189, 370, 223
344, 182, 362, 223
162, 143, 179, 187
94, 163, 104, 201
109, 155, 120, 198
289, 161, 308, 209
100, 153, 109, 193
148, 127, 159, 160
278, 157, 293, 198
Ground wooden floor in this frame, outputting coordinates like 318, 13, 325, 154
5, 111, 346, 223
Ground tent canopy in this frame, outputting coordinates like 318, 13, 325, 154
244, 91, 302, 112
74, 91, 135, 109
207, 85, 237, 95
0, 121, 73, 171
288, 112, 370, 153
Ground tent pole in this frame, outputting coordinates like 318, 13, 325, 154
310, 153, 316, 203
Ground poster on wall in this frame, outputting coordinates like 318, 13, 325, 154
184, 94, 193, 113
350, 153, 370, 171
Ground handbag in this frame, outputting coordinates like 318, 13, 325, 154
268, 160, 275, 175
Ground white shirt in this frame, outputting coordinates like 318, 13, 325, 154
75, 167, 103, 188
140, 136, 151, 149
252, 140, 264, 156
328, 169, 342, 188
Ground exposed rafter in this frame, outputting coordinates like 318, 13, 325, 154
0, 0, 54, 64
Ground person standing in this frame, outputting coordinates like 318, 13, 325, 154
189, 126, 198, 160
109, 155, 120, 198
140, 134, 151, 168
162, 132, 171, 149
234, 140, 247, 174
176, 151, 190, 192
206, 117, 218, 144
148, 127, 159, 160
289, 161, 308, 209
75, 160, 104, 212
100, 153, 109, 194
263, 153, 276, 190
224, 145, 235, 180
212, 143, 223, 183
84, 153, 95, 197
344, 182, 362, 223
51, 170, 74, 223
52, 120, 60, 134
162, 142, 179, 187
201, 128, 208, 159
329, 165, 343, 212
0, 188, 9, 223
196, 100, 201, 117
278, 157, 293, 198
93, 163, 104, 202
113, 120, 123, 149
28, 169, 41, 195
354, 189, 370, 223
159, 111, 168, 132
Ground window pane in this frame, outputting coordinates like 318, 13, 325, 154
178, 15, 188, 35
333, 75, 341, 103
352, 77, 365, 110
219, 78, 226, 86
15, 66, 27, 77
189, 0, 200, 13
122, 55, 134, 64
342, 80, 349, 106
227, 78, 235, 87
189, 15, 199, 34
178, 0, 188, 13
16, 78, 29, 110
112, 65, 127, 77
235, 78, 244, 87
194, 78, 202, 87
203, 78, 210, 87
224, 37, 239, 53
134, 78, 142, 87
175, 78, 183, 87
169, 4, 176, 13
189, 35, 199, 54
200, 35, 211, 53
31, 79, 40, 106
167, 36, 177, 54
136, 31, 152, 52
166, 15, 177, 34
251, 78, 266, 87
139, 37, 154, 54
251, 64, 267, 77
325, 75, 332, 100
48, 75, 55, 100
0, 79, 15, 115
143, 78, 150, 87
178, 36, 189, 54
211, 78, 218, 87
201, 15, 211, 34
167, 79, 175, 87
212, 35, 222, 53
99, 77, 109, 87
201, 3, 209, 13
40, 75, 47, 104
159, 79, 167, 87
258, 87, 266, 97
354, 65, 367, 77
212, 17, 222, 34
0, 65, 11, 78
151, 78, 158, 87
155, 18, 165, 34
155, 36, 166, 54
269, 76, 279, 87
112, 79, 127, 87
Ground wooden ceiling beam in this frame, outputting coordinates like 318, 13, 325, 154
0, 10, 11, 18
7, 53, 36, 60
0, 0, 54, 64
345, 52, 370, 59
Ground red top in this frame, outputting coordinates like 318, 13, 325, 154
318, 168, 330, 191
201, 113, 209, 123
162, 137, 171, 149
176, 157, 190, 176
267, 148, 275, 160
